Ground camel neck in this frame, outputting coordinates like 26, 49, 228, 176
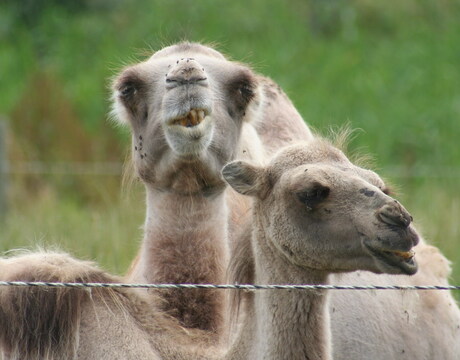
135, 187, 229, 334
245, 230, 332, 360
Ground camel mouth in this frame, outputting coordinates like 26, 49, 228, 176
168, 109, 208, 128
364, 243, 418, 275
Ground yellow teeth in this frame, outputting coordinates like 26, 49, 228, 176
391, 250, 415, 260
171, 109, 206, 127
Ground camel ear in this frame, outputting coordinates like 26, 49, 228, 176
222, 161, 267, 198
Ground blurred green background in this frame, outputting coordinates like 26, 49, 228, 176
0, 0, 459, 294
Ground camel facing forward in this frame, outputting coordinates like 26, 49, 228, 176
111, 42, 313, 338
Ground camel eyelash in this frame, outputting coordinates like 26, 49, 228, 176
382, 186, 391, 195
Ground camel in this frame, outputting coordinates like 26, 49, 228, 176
0, 139, 423, 360
111, 41, 313, 337
228, 175, 460, 358
1, 42, 458, 358
1, 41, 315, 359
0, 251, 221, 360
222, 139, 420, 359
115, 44, 459, 359
229, 156, 460, 359
112, 45, 460, 359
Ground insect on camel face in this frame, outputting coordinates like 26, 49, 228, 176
112, 43, 258, 193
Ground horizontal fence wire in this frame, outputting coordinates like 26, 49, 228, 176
0, 281, 459, 291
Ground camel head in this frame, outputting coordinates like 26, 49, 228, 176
112, 42, 259, 194
222, 139, 419, 276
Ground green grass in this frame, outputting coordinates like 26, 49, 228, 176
0, 0, 459, 297
0, 185, 145, 275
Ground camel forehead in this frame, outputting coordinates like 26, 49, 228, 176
267, 141, 385, 189
268, 141, 350, 174
150, 42, 226, 61
128, 43, 252, 86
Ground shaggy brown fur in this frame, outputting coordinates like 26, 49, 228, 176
0, 252, 141, 360
0, 251, 222, 360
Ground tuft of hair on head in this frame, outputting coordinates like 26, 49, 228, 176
326, 123, 359, 153
320, 124, 376, 169
322, 125, 400, 197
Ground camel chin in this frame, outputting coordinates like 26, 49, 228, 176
363, 240, 417, 275
163, 108, 214, 157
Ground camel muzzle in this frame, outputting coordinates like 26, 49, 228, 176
165, 58, 208, 88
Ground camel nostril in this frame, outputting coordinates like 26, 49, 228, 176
377, 204, 412, 228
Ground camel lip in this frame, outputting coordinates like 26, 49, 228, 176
167, 108, 210, 128
364, 242, 418, 275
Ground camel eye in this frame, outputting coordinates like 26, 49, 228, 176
239, 84, 254, 100
120, 83, 136, 98
296, 183, 330, 211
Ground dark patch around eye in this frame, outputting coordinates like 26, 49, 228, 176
239, 82, 255, 103
119, 82, 135, 98
359, 188, 375, 197
226, 70, 257, 117
116, 71, 147, 121
117, 71, 145, 100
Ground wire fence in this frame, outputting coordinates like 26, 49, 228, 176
0, 281, 459, 291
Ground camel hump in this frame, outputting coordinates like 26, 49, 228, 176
416, 244, 452, 281
0, 251, 117, 360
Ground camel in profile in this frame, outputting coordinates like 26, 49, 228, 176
0, 138, 424, 359
225, 140, 460, 359
221, 139, 422, 359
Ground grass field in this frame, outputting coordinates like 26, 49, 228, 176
0, 1, 459, 297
